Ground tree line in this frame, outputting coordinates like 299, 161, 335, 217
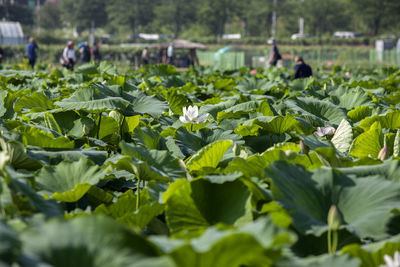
3, 0, 400, 39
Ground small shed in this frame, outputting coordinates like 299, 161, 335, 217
0, 22, 24, 46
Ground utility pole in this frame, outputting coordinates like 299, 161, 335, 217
89, 20, 95, 47
299, 0, 305, 34
36, 0, 41, 34
271, 0, 277, 39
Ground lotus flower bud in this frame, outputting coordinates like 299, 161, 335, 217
299, 139, 309, 155
83, 124, 88, 136
378, 146, 388, 161
109, 110, 124, 125
327, 205, 340, 231
233, 143, 241, 156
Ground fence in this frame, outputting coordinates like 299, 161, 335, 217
198, 48, 400, 70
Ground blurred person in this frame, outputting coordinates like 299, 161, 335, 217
167, 43, 174, 64
267, 39, 281, 67
93, 41, 102, 63
26, 37, 38, 69
294, 56, 313, 79
61, 41, 76, 70
189, 48, 199, 66
157, 47, 164, 63
141, 47, 149, 65
79, 41, 91, 63
0, 46, 4, 64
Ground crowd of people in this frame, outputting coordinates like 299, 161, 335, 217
1, 37, 313, 79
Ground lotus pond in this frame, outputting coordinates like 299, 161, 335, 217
1, 63, 400, 266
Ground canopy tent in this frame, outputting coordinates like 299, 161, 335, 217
155, 39, 207, 50
0, 21, 24, 46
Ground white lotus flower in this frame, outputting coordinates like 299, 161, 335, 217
179, 105, 208, 124
380, 251, 400, 267
314, 126, 336, 137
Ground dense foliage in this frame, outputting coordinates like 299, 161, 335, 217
0, 63, 400, 266
6, 0, 400, 40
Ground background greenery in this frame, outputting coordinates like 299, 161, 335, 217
2, 0, 400, 45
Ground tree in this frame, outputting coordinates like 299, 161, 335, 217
106, 0, 155, 37
60, 0, 108, 34
36, 2, 62, 30
152, 0, 198, 37
197, 0, 243, 37
349, 0, 400, 35
298, 0, 350, 37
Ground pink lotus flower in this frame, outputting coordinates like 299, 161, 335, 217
327, 61, 333, 67
250, 69, 257, 75
378, 146, 388, 161
314, 126, 336, 137
345, 71, 351, 77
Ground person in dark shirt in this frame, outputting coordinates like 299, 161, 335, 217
267, 39, 282, 67
93, 41, 102, 63
26, 37, 38, 69
0, 46, 4, 64
79, 42, 91, 63
294, 56, 312, 79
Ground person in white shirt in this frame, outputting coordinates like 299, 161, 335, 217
167, 43, 174, 64
61, 41, 76, 70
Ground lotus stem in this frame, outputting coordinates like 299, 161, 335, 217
97, 113, 102, 139
136, 176, 140, 210
328, 228, 332, 254
120, 115, 126, 141
332, 230, 338, 253
327, 228, 338, 254
306, 154, 314, 165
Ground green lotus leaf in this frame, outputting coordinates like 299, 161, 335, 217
17, 125, 74, 149
331, 119, 353, 153
120, 141, 186, 180
20, 215, 162, 267
347, 106, 372, 123
337, 160, 400, 180
98, 115, 119, 140
286, 97, 347, 125
14, 92, 55, 114
174, 127, 242, 157
0, 138, 42, 170
153, 217, 295, 267
330, 86, 372, 110
217, 101, 260, 123
164, 89, 191, 115
278, 254, 360, 267
132, 127, 162, 150
0, 221, 20, 264
55, 87, 130, 112
163, 178, 252, 236
359, 110, 400, 131
123, 89, 169, 117
98, 61, 118, 75
342, 235, 400, 267
27, 148, 108, 166
268, 161, 400, 240
349, 121, 382, 158
236, 115, 302, 136
35, 158, 109, 202
75, 62, 99, 75
186, 140, 232, 171
5, 166, 62, 217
